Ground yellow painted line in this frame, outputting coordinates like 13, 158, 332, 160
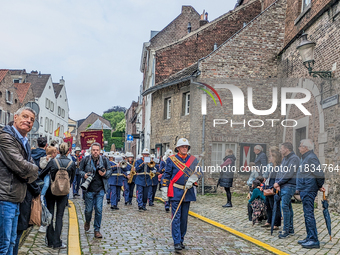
68, 200, 81, 255
155, 197, 289, 255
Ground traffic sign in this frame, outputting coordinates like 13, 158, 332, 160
127, 134, 133, 142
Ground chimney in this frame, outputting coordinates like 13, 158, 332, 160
200, 10, 209, 27
31, 70, 38, 74
187, 22, 192, 33
60, 76, 65, 85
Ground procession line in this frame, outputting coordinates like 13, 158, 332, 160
68, 200, 81, 255
155, 197, 289, 255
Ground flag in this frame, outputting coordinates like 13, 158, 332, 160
64, 131, 71, 138
80, 130, 104, 150
54, 127, 60, 137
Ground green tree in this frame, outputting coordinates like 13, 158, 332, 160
102, 111, 125, 130
116, 118, 126, 133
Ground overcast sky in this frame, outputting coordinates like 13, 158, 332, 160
0, 0, 236, 120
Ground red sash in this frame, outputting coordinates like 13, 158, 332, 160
168, 155, 195, 197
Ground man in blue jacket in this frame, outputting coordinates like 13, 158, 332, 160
135, 148, 153, 211
161, 138, 202, 251
297, 139, 325, 249
274, 142, 299, 239
253, 145, 267, 177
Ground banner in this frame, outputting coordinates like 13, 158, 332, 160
63, 137, 73, 152
80, 130, 103, 150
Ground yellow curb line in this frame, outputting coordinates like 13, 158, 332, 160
68, 200, 81, 255
155, 197, 289, 255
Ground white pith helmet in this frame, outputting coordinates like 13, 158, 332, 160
175, 138, 191, 153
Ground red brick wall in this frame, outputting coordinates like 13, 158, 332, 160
262, 0, 277, 9
284, 0, 335, 46
155, 0, 262, 84
150, 6, 201, 50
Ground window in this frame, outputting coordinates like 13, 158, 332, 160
0, 110, 3, 125
6, 112, 10, 124
40, 117, 43, 127
13, 79, 20, 83
5, 90, 13, 104
50, 102, 54, 112
49, 120, 53, 134
164, 98, 171, 119
61, 109, 65, 118
60, 125, 64, 137
45, 98, 50, 109
182, 92, 190, 115
211, 143, 237, 167
10, 113, 13, 122
2, 111, 6, 125
45, 117, 49, 133
301, 0, 311, 12
58, 106, 61, 116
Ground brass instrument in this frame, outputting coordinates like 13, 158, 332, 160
120, 160, 128, 169
149, 171, 155, 179
127, 160, 136, 184
147, 161, 156, 168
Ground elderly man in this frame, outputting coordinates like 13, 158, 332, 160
79, 142, 111, 238
0, 107, 39, 254
274, 142, 299, 239
162, 138, 202, 251
297, 139, 325, 249
253, 145, 267, 177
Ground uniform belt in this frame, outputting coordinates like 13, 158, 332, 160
173, 183, 185, 190
137, 172, 148, 175
111, 173, 123, 176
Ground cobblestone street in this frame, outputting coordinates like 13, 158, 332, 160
190, 193, 340, 255
73, 193, 271, 255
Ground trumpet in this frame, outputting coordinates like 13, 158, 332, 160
128, 160, 136, 184
148, 161, 156, 168
149, 171, 155, 179
120, 160, 128, 169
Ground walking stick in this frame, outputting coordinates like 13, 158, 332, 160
169, 152, 205, 226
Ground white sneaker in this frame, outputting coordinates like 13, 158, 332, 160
39, 225, 47, 233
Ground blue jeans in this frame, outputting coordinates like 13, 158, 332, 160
171, 201, 190, 245
85, 189, 105, 231
300, 191, 319, 242
280, 185, 295, 233
0, 201, 20, 255
72, 174, 81, 196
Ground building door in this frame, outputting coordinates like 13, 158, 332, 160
295, 127, 306, 158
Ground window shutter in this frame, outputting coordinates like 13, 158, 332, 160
3, 111, 7, 125
5, 90, 8, 101
10, 92, 13, 103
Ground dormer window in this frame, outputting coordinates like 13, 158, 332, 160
301, 0, 311, 12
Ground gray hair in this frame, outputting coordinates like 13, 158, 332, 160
300, 139, 314, 150
254, 145, 263, 151
91, 142, 101, 150
15, 107, 36, 117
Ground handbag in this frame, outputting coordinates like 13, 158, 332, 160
29, 195, 42, 226
263, 188, 275, 196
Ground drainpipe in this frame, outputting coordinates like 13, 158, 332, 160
201, 108, 206, 195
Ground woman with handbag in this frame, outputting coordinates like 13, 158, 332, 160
39, 142, 75, 249
261, 150, 282, 229
218, 149, 236, 208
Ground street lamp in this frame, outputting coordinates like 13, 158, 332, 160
296, 33, 332, 78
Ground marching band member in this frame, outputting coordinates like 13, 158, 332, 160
135, 148, 153, 211
125, 152, 136, 205
106, 152, 117, 204
159, 149, 172, 212
162, 138, 202, 251
148, 154, 160, 206
109, 153, 127, 210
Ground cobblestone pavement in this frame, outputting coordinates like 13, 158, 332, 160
73, 191, 272, 255
189, 193, 340, 255
18, 206, 69, 255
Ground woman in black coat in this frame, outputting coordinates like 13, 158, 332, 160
40, 142, 75, 249
218, 149, 236, 208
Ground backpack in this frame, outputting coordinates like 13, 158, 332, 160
51, 158, 72, 196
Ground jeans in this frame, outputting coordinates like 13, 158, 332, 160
85, 189, 105, 231
0, 201, 20, 255
171, 201, 190, 245
45, 191, 68, 248
72, 174, 81, 196
280, 185, 295, 233
13, 230, 24, 255
300, 191, 319, 242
